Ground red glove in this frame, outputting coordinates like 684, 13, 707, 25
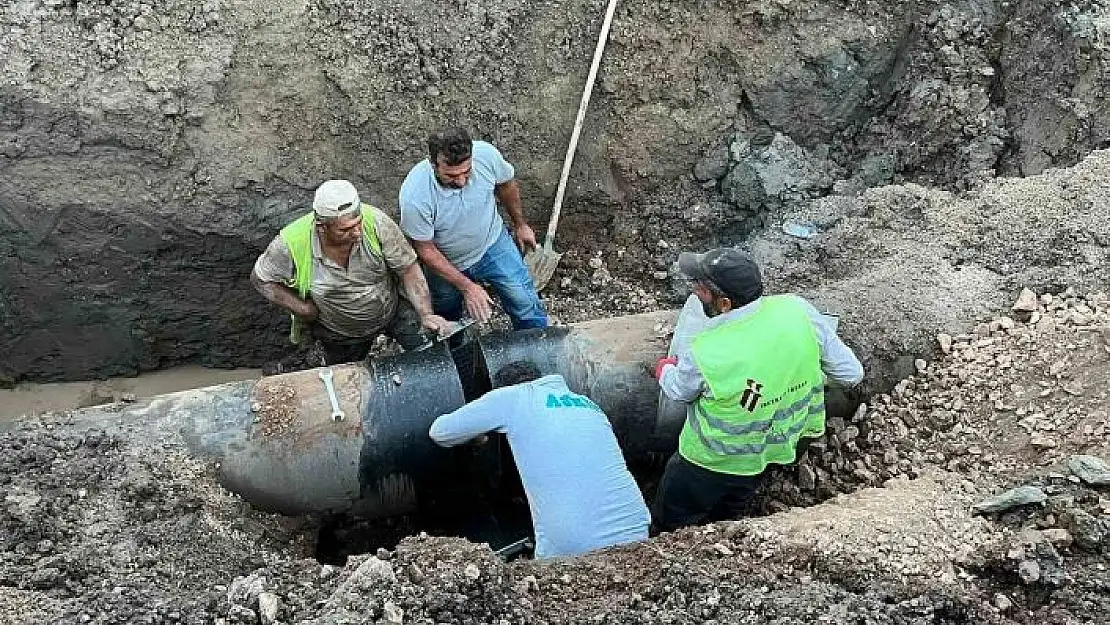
654, 356, 678, 380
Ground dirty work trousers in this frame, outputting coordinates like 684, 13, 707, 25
425, 227, 548, 330
650, 452, 762, 534
311, 298, 427, 365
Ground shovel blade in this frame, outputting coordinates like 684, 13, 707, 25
524, 247, 562, 291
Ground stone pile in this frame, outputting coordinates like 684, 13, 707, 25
762, 287, 1110, 510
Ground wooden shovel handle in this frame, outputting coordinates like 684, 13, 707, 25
544, 0, 620, 251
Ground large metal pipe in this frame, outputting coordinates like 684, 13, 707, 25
121, 310, 681, 518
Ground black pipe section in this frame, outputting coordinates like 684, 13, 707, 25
175, 311, 680, 518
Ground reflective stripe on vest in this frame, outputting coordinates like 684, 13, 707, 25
678, 295, 825, 476
277, 204, 382, 344
687, 392, 825, 456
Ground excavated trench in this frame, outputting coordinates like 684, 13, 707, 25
265, 322, 868, 566
5, 0, 1110, 576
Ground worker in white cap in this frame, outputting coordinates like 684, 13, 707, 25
251, 179, 452, 364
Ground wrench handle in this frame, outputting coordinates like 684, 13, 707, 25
320, 374, 346, 420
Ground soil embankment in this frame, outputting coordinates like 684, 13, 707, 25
4, 0, 1110, 383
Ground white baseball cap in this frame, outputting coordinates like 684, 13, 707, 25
313, 180, 361, 218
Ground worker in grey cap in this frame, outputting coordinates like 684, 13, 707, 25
650, 248, 864, 532
251, 179, 453, 365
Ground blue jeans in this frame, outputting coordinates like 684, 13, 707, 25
427, 228, 548, 330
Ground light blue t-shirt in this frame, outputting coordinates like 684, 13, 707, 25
399, 140, 515, 271
429, 375, 650, 559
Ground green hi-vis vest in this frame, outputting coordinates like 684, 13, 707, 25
278, 204, 382, 344
679, 295, 825, 476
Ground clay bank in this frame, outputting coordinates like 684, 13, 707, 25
4, 0, 1110, 385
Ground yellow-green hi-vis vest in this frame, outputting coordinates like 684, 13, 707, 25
278, 204, 382, 344
679, 295, 826, 476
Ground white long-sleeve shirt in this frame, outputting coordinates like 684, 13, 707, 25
660, 295, 864, 403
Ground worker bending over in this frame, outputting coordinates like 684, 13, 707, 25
429, 361, 649, 558
652, 248, 864, 532
400, 128, 548, 329
252, 179, 451, 364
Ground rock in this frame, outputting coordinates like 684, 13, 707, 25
993, 593, 1013, 612
1025, 539, 1070, 587
463, 563, 481, 581
937, 333, 953, 354
1012, 288, 1039, 315
652, 271, 669, 280
30, 567, 62, 588
1030, 434, 1057, 449
998, 316, 1015, 330
320, 565, 339, 580
693, 146, 730, 182
520, 575, 539, 593
228, 573, 267, 605
798, 464, 816, 491
1017, 559, 1041, 584
383, 600, 404, 624
1064, 509, 1108, 552
973, 486, 1047, 514
1042, 528, 1073, 548
588, 257, 604, 270
227, 605, 259, 624
257, 593, 280, 625
341, 556, 395, 593
914, 358, 928, 373
1067, 455, 1110, 486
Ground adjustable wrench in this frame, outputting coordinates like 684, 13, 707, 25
317, 367, 345, 422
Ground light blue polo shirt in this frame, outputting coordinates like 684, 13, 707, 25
399, 141, 515, 271
429, 375, 651, 559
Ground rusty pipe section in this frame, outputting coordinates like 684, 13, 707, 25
162, 310, 682, 517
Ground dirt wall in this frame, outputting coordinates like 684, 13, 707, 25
3, 0, 1110, 383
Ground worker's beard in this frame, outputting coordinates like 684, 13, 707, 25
434, 171, 466, 189
702, 299, 720, 318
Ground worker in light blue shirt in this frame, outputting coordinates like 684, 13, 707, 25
399, 128, 548, 330
429, 361, 650, 559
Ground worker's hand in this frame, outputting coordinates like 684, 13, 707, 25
654, 356, 678, 380
419, 313, 454, 338
512, 222, 538, 253
294, 300, 319, 322
461, 282, 494, 323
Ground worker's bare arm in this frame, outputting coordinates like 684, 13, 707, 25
397, 262, 451, 334
495, 180, 536, 250
408, 239, 494, 323
250, 269, 317, 321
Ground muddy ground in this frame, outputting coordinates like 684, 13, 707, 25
4, 0, 1110, 383
2, 286, 1108, 624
